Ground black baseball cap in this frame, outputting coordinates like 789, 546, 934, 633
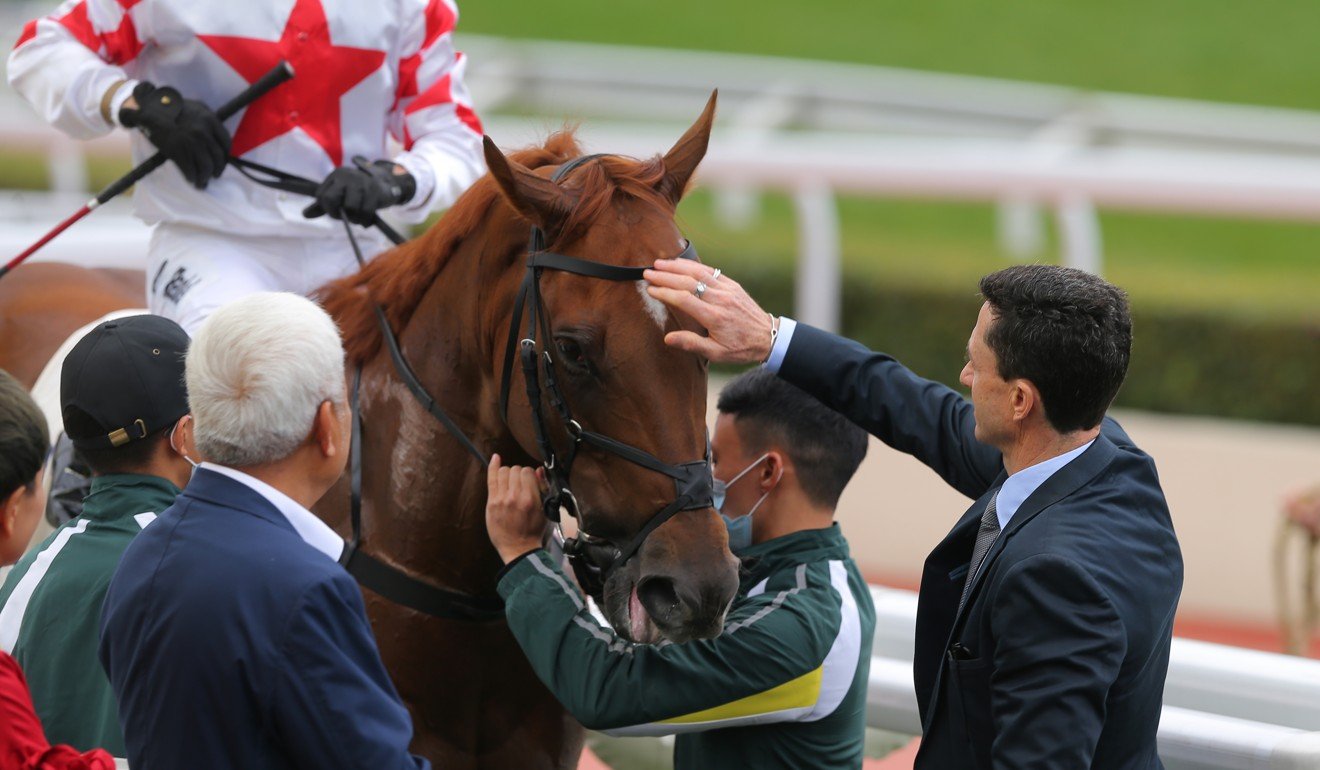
60, 315, 190, 451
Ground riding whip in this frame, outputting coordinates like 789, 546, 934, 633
0, 61, 296, 281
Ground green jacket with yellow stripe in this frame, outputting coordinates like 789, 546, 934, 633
497, 524, 876, 769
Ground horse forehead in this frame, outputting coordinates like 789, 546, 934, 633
635, 281, 668, 329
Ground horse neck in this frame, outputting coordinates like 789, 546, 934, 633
355, 224, 531, 592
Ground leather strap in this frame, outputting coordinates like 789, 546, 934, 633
341, 548, 504, 622
340, 366, 504, 621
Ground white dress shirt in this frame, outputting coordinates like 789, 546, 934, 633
200, 462, 345, 562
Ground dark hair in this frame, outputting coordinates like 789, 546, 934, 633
63, 404, 170, 476
717, 369, 868, 510
979, 265, 1132, 433
0, 369, 49, 500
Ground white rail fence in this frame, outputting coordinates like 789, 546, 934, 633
6, 33, 1320, 330
460, 35, 1320, 331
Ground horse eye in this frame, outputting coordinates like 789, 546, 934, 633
555, 338, 589, 371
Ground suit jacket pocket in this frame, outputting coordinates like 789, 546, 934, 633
947, 654, 994, 770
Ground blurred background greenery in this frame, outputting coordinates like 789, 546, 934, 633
1, 0, 1316, 422
460, 0, 1320, 112
460, 0, 1319, 423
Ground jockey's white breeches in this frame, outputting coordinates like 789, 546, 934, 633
145, 222, 391, 336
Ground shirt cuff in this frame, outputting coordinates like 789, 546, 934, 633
763, 316, 798, 373
108, 79, 139, 128
391, 152, 437, 212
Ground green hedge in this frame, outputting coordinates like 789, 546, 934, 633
729, 264, 1320, 427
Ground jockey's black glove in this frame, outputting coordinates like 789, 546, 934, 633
302, 157, 416, 226
118, 81, 230, 190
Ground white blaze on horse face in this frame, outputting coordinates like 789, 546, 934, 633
635, 281, 668, 329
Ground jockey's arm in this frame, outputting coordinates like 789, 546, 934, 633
8, 0, 147, 139
386, 0, 485, 223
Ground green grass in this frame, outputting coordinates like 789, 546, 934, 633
674, 191, 1320, 323
0, 151, 134, 192
460, 0, 1320, 111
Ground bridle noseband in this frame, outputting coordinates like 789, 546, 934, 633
497, 155, 714, 601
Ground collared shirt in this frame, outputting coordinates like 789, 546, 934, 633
198, 463, 344, 562
994, 440, 1094, 529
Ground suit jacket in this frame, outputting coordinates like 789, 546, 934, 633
99, 468, 428, 770
779, 324, 1183, 769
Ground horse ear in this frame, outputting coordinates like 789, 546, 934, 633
658, 90, 717, 206
483, 136, 574, 230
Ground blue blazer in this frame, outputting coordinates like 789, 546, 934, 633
780, 324, 1183, 769
99, 467, 428, 770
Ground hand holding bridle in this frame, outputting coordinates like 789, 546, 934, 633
644, 258, 775, 365
485, 454, 549, 564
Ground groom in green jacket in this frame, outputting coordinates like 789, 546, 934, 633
0, 315, 197, 756
487, 369, 877, 769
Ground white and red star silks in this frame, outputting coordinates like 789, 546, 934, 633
8, 0, 485, 237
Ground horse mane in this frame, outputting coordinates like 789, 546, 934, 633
318, 129, 672, 366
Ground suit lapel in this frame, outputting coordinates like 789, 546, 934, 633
953, 435, 1119, 626
914, 484, 999, 733
918, 435, 1119, 735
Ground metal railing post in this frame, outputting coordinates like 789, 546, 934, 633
1057, 192, 1104, 274
793, 180, 842, 332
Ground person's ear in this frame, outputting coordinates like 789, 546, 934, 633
1011, 379, 1037, 423
170, 414, 194, 454
0, 486, 22, 540
313, 400, 341, 459
762, 451, 785, 491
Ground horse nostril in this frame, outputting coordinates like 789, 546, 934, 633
636, 576, 682, 627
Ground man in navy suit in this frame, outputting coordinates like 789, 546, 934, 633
99, 293, 427, 770
644, 262, 1182, 768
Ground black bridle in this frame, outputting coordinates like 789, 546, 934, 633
496, 155, 714, 600
320, 153, 711, 618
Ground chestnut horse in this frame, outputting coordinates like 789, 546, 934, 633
0, 98, 739, 768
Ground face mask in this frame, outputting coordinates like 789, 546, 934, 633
713, 453, 772, 553
169, 418, 199, 470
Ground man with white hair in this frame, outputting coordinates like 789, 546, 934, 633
98, 293, 427, 770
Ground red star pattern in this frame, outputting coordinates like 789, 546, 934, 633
198, 0, 386, 166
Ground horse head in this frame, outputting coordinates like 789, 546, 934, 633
483, 94, 739, 644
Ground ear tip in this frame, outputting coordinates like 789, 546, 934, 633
482, 136, 507, 171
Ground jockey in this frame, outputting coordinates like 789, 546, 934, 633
8, 0, 485, 335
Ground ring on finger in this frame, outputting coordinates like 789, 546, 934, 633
710, 268, 722, 282
693, 281, 708, 300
